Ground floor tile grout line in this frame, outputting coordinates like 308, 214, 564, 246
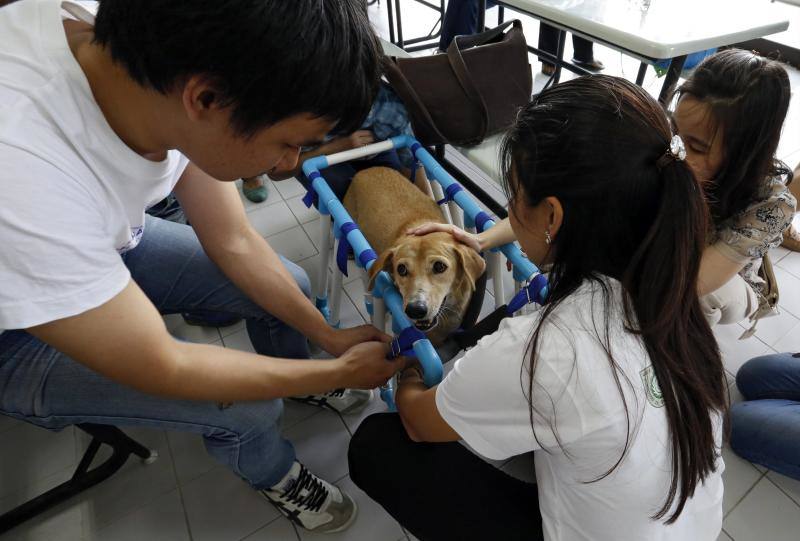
165, 431, 196, 541
764, 473, 800, 508
723, 470, 768, 519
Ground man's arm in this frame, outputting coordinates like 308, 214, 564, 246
28, 280, 397, 401
173, 162, 386, 355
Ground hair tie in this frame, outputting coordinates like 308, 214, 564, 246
656, 135, 687, 170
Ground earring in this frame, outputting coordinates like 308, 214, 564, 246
545, 229, 552, 245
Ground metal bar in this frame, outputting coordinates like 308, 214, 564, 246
387, 0, 395, 44
658, 55, 687, 105
636, 62, 648, 86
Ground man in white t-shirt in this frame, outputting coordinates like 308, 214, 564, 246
0, 0, 398, 533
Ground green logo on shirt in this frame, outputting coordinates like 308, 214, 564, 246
640, 365, 664, 408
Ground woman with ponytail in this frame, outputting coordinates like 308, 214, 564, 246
348, 75, 727, 541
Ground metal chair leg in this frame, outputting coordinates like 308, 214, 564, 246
0, 424, 156, 535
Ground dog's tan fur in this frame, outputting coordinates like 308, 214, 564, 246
344, 166, 485, 345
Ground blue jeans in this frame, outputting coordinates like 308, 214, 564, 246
730, 352, 800, 481
439, 0, 496, 51
0, 215, 311, 489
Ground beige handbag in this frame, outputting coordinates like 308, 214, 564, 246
740, 254, 780, 339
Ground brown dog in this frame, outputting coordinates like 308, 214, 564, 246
344, 166, 485, 345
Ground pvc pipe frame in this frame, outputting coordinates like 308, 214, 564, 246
302, 135, 547, 393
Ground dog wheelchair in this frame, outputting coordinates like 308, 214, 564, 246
301, 135, 549, 407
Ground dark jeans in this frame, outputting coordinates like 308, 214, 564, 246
348, 413, 544, 541
538, 23, 594, 63
438, 0, 594, 64
730, 352, 800, 480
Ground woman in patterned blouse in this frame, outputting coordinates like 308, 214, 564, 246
670, 49, 795, 332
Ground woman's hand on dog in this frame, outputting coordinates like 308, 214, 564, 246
322, 324, 391, 357
335, 340, 400, 389
406, 223, 482, 252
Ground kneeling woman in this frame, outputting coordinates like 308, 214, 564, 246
348, 76, 728, 541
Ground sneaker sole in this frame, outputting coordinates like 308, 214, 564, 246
316, 493, 358, 534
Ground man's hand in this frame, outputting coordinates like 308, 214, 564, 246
321, 324, 390, 357
334, 341, 398, 389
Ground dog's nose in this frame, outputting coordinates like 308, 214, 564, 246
405, 301, 428, 320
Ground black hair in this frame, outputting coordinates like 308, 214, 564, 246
501, 75, 726, 524
674, 49, 792, 222
93, 0, 381, 137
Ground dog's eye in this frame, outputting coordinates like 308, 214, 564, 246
397, 264, 408, 276
433, 261, 448, 274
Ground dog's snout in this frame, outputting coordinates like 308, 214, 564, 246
405, 300, 428, 320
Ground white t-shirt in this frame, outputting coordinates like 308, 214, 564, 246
436, 279, 724, 541
0, 0, 188, 333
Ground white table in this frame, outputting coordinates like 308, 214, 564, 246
483, 0, 789, 103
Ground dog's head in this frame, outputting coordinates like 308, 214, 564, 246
368, 232, 486, 332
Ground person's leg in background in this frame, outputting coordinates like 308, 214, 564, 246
438, 0, 497, 51
538, 24, 603, 75
730, 352, 800, 480
348, 413, 544, 541
781, 162, 800, 251
241, 174, 270, 203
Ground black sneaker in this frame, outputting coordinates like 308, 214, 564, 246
290, 389, 372, 415
261, 461, 357, 533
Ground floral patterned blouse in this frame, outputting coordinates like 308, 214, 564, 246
713, 175, 797, 296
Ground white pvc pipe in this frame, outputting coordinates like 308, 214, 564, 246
430, 182, 454, 224
325, 140, 395, 167
448, 201, 464, 229
330, 239, 344, 326
316, 215, 332, 303
373, 297, 387, 333
490, 252, 505, 308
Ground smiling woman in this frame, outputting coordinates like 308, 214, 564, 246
670, 49, 795, 330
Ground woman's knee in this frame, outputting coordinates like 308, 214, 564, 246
737, 352, 799, 399
348, 413, 406, 485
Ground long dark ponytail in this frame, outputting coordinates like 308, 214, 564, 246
501, 75, 727, 523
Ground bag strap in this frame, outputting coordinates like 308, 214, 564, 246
446, 37, 490, 142
445, 20, 522, 143
381, 56, 449, 144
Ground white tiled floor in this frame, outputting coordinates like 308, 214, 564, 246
3, 2, 800, 540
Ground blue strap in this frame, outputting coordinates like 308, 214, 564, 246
507, 273, 549, 314
336, 222, 378, 276
474, 211, 492, 233
436, 183, 464, 205
408, 142, 423, 182
336, 222, 359, 276
387, 326, 427, 359
358, 248, 378, 268
302, 172, 321, 208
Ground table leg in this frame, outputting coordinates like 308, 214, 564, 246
498, 5, 505, 24
387, 0, 396, 44
396, 0, 405, 48
658, 55, 687, 105
636, 62, 648, 86
478, 0, 486, 32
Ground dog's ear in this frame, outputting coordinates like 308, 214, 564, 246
454, 244, 486, 293
367, 248, 396, 291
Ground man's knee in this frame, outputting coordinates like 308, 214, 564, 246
213, 399, 284, 439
